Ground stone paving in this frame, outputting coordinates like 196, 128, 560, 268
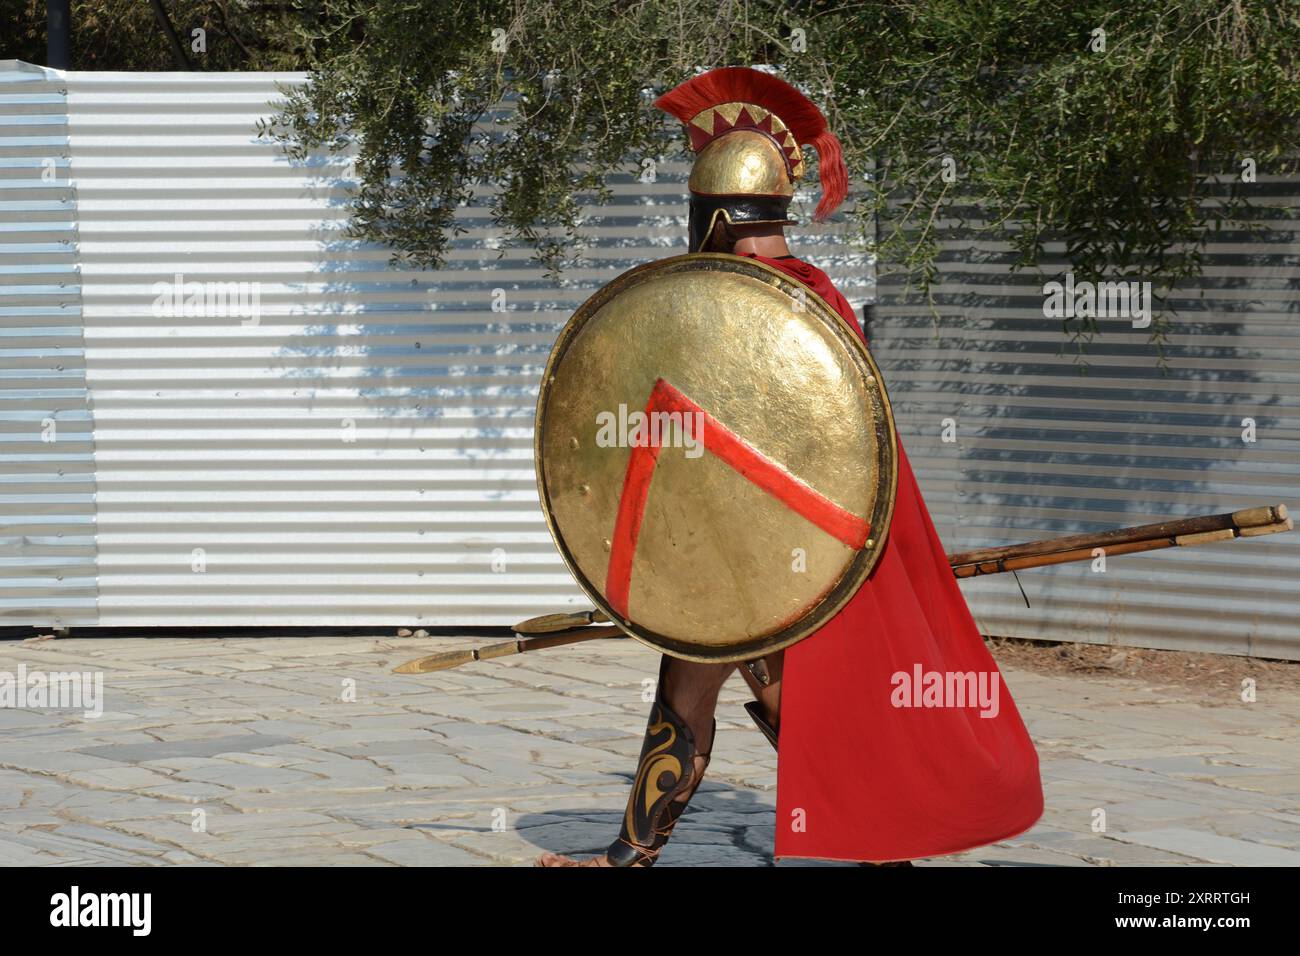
0, 633, 1297, 866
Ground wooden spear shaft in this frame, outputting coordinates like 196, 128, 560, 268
394, 625, 623, 674
948, 503, 1290, 578
394, 503, 1291, 674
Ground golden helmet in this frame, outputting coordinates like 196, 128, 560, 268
655, 67, 848, 251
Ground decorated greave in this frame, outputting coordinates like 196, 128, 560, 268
604, 687, 707, 867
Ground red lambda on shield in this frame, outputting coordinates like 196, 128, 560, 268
605, 377, 871, 617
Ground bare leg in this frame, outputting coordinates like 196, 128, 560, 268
536, 655, 734, 866
661, 655, 735, 760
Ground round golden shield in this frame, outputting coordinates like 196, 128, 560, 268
535, 253, 897, 662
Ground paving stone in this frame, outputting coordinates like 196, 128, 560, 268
172, 764, 324, 789
5, 829, 161, 864
1107, 828, 1300, 865
331, 827, 430, 849
3, 634, 1296, 867
1224, 828, 1300, 849
1, 809, 65, 827
948, 842, 1091, 867
655, 843, 768, 866
5, 751, 127, 774
0, 710, 66, 730
80, 734, 296, 764
1204, 773, 1300, 795
139, 782, 233, 803
1097, 797, 1229, 822
364, 837, 486, 866
62, 767, 176, 790
0, 838, 63, 865
51, 824, 172, 855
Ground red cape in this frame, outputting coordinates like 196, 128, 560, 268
743, 254, 1044, 862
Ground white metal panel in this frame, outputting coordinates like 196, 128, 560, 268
60, 69, 868, 626
0, 61, 97, 626
872, 187, 1300, 659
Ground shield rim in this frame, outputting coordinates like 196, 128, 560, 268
534, 252, 898, 662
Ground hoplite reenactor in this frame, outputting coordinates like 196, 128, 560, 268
530, 67, 1046, 866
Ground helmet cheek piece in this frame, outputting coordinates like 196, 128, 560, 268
687, 196, 797, 253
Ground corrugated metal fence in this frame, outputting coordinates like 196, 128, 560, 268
70, 68, 661, 627
2, 63, 1295, 658
1, 64, 864, 629
872, 179, 1300, 659
0, 61, 97, 626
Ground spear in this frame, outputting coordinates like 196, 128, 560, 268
947, 503, 1290, 577
394, 503, 1291, 674
394, 613, 620, 674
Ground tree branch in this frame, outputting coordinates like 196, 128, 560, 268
150, 0, 198, 71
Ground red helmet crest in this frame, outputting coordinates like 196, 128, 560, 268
655, 67, 848, 220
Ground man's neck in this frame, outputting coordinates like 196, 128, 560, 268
730, 231, 791, 258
